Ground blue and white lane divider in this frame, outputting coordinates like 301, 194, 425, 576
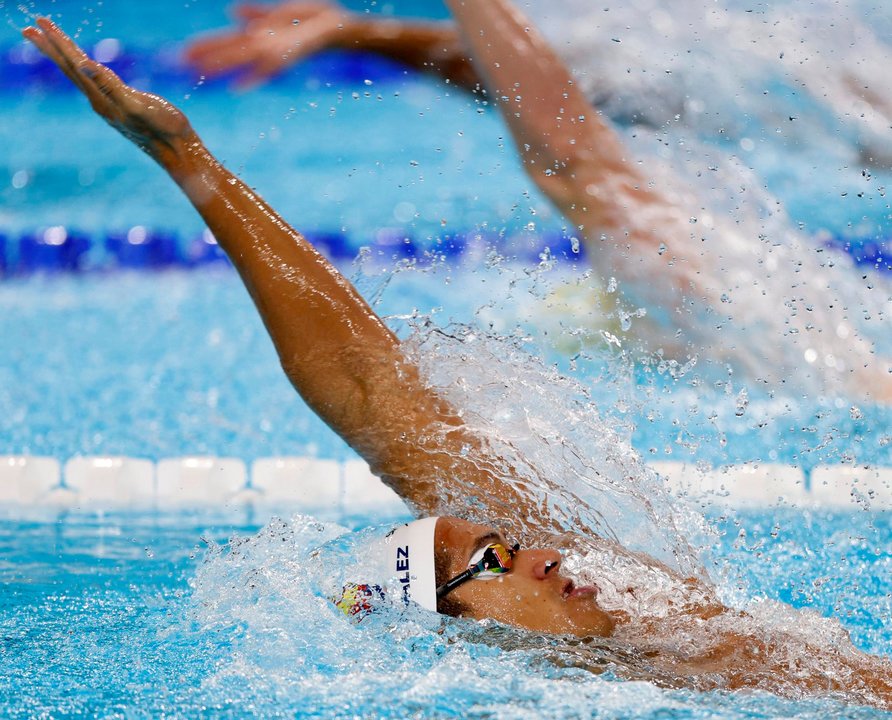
1, 455, 890, 513
0, 225, 889, 277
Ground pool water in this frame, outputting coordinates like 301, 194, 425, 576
1, 266, 890, 717
1, 0, 892, 716
2, 508, 890, 718
3, 0, 891, 245
2, 269, 889, 469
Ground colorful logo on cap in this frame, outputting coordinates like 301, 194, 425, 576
335, 582, 385, 620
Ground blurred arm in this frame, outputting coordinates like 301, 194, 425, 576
443, 0, 666, 235
185, 1, 481, 89
335, 15, 479, 89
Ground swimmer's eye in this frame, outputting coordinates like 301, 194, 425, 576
436, 542, 519, 600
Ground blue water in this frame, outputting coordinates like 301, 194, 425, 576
1, 267, 891, 716
2, 269, 889, 469
1, 509, 890, 718
1, 0, 892, 716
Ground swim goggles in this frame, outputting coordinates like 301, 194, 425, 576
436, 542, 519, 599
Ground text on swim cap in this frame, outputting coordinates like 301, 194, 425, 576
396, 545, 410, 603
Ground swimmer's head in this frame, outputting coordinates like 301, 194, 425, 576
382, 515, 440, 610
334, 516, 438, 617
337, 516, 616, 638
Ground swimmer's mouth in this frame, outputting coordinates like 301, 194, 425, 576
562, 579, 599, 600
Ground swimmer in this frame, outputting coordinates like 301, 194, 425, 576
185, 0, 892, 403
24, 19, 892, 708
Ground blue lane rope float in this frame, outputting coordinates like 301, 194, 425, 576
0, 225, 591, 276
823, 236, 892, 273
16, 226, 92, 273
1, 225, 890, 277
1, 41, 412, 92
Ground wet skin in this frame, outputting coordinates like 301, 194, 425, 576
435, 517, 617, 637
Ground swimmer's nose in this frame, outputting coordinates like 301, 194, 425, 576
518, 548, 562, 580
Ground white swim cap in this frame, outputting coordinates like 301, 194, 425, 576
334, 517, 440, 618
381, 516, 439, 611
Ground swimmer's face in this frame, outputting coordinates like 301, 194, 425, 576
434, 517, 616, 637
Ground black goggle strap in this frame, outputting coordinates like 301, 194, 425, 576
436, 568, 475, 599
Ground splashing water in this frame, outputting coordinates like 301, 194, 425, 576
398, 321, 710, 574
175, 310, 892, 710
187, 508, 891, 713
532, 0, 892, 168
520, 0, 892, 401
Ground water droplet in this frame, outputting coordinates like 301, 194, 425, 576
735, 388, 748, 417
11, 170, 29, 189
619, 311, 632, 331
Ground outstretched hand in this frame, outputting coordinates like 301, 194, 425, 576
23, 18, 194, 162
184, 1, 354, 87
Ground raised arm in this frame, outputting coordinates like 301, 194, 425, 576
185, 1, 481, 90
443, 0, 667, 236
24, 18, 542, 522
187, 0, 668, 236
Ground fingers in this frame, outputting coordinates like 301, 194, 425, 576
35, 17, 94, 78
244, 1, 332, 25
184, 32, 244, 61
81, 59, 126, 100
24, 18, 128, 110
22, 22, 91, 96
